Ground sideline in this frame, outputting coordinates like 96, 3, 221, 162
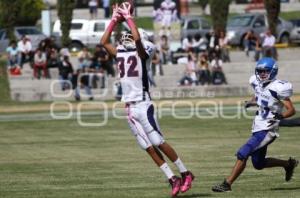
1, 95, 300, 114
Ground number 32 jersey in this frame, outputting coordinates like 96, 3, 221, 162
116, 41, 155, 103
249, 75, 293, 133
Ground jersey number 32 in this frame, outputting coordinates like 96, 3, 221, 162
117, 56, 139, 78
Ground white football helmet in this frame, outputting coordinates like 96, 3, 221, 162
120, 32, 135, 49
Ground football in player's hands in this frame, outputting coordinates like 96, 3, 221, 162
118, 1, 134, 19
112, 4, 125, 22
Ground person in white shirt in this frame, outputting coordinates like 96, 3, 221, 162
219, 31, 230, 62
159, 0, 177, 36
182, 35, 193, 52
18, 35, 33, 68
261, 29, 277, 60
88, 0, 98, 19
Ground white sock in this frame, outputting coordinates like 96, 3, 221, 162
174, 158, 188, 173
160, 163, 174, 179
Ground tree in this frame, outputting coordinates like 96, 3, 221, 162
209, 0, 232, 35
198, 0, 209, 15
264, 0, 280, 36
57, 0, 76, 47
0, 0, 18, 40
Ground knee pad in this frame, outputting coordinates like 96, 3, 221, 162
236, 144, 251, 160
148, 130, 165, 147
135, 134, 151, 150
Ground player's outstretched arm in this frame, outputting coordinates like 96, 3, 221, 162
118, 2, 148, 59
100, 4, 121, 57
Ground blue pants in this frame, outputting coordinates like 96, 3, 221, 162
236, 131, 277, 170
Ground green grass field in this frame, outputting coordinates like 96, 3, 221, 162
0, 108, 299, 198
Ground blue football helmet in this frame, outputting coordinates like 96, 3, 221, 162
255, 57, 278, 84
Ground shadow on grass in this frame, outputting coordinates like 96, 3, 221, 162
180, 193, 213, 198
270, 186, 300, 191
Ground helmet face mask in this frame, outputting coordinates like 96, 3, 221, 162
120, 32, 135, 50
255, 58, 278, 84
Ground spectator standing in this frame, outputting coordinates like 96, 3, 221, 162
72, 67, 94, 101
207, 31, 219, 61
261, 29, 277, 60
159, 0, 177, 36
58, 56, 74, 90
159, 34, 171, 65
152, 48, 163, 76
102, 0, 110, 18
219, 31, 230, 62
88, 0, 98, 19
18, 35, 33, 68
33, 48, 47, 79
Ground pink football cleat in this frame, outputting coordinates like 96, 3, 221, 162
169, 176, 181, 197
180, 171, 195, 193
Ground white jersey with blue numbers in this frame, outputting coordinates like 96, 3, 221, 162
249, 75, 293, 133
116, 41, 155, 103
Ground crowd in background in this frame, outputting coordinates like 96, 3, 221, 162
4, 25, 278, 100
5, 35, 115, 101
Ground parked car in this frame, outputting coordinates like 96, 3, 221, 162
226, 13, 293, 46
53, 19, 154, 52
0, 27, 47, 53
181, 16, 211, 40
290, 19, 300, 44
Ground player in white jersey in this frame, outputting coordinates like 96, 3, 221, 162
100, 2, 194, 197
212, 57, 298, 192
160, 0, 177, 36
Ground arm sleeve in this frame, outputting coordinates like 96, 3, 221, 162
277, 81, 293, 100
143, 41, 156, 59
249, 75, 257, 91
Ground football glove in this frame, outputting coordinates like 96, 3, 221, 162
271, 112, 284, 120
118, 2, 133, 20
267, 112, 284, 127
111, 4, 123, 22
244, 100, 257, 109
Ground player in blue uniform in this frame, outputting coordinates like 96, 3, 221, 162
212, 57, 298, 192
